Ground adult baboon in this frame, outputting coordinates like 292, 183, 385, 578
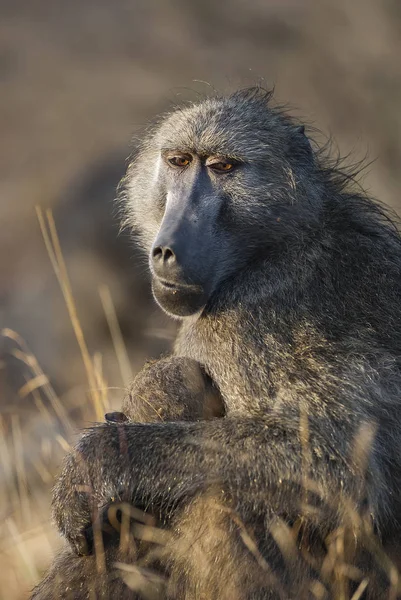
32, 88, 401, 599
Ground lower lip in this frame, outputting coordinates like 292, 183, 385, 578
152, 277, 208, 317
158, 279, 198, 293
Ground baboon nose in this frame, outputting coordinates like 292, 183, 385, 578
151, 244, 178, 278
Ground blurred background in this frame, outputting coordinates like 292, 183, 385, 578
1, 0, 401, 597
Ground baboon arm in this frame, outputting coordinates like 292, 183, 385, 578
52, 415, 380, 555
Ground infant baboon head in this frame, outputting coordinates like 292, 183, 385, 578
125, 88, 320, 317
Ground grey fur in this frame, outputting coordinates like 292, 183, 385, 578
32, 88, 401, 599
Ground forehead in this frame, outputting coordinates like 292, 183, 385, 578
156, 96, 285, 160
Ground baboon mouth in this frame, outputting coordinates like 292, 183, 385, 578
152, 277, 208, 317
158, 279, 200, 292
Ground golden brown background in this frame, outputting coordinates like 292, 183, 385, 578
1, 0, 401, 597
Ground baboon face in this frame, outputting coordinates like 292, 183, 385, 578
126, 89, 318, 318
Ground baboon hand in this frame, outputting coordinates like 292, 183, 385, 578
51, 421, 196, 555
51, 426, 132, 556
50, 419, 228, 555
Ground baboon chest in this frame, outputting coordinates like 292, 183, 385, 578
175, 313, 304, 414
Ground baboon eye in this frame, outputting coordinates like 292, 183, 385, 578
207, 160, 236, 173
167, 155, 192, 168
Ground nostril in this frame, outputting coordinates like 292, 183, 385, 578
152, 246, 163, 260
164, 248, 174, 262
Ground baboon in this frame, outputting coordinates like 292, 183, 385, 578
32, 88, 401, 599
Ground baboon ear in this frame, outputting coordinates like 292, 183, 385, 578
291, 124, 313, 160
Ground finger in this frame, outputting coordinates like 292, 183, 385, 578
71, 531, 92, 556
105, 411, 129, 424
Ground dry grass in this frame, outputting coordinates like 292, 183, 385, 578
0, 210, 126, 598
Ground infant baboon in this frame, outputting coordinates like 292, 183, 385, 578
33, 88, 401, 599
120, 357, 224, 423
